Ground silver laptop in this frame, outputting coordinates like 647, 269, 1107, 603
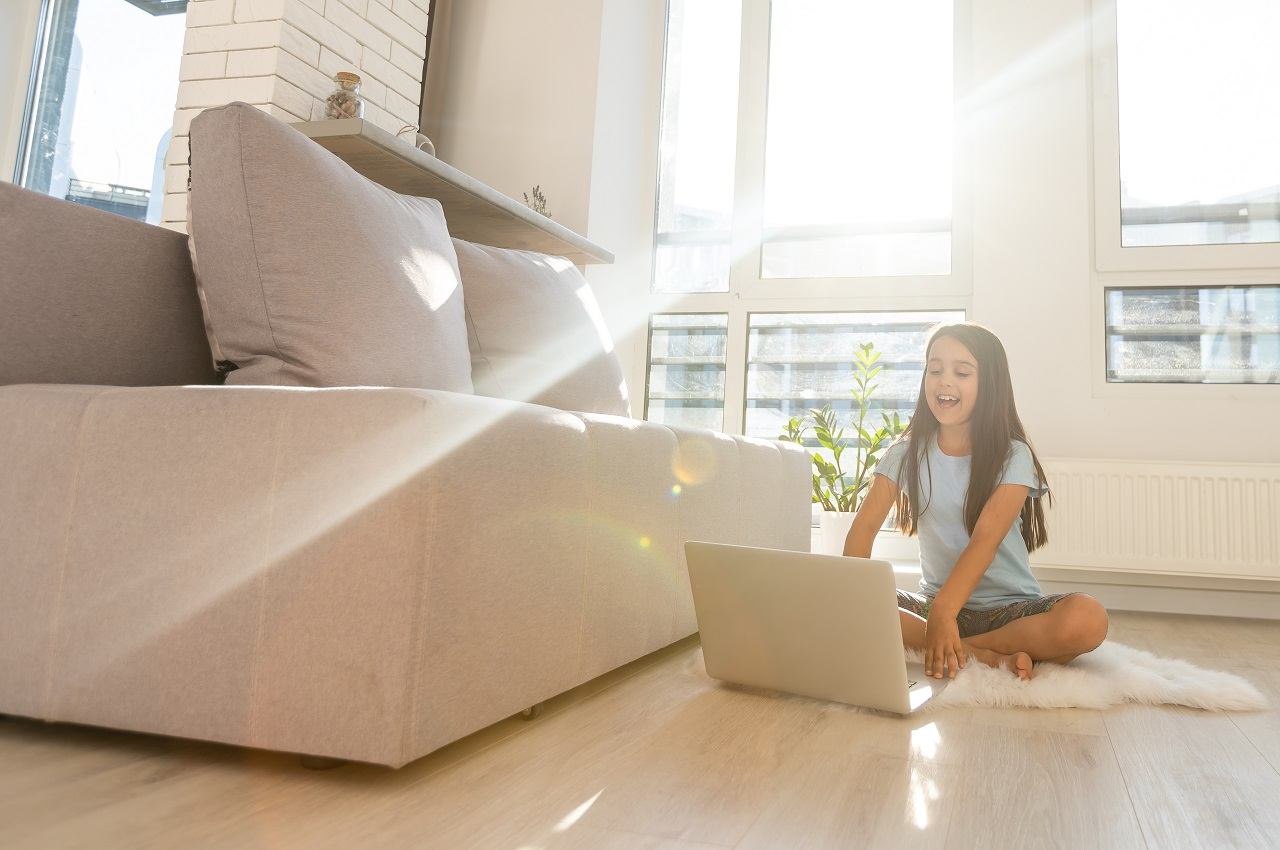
684, 541, 942, 715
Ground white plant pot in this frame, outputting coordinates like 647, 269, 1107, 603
812, 509, 922, 560
817, 510, 855, 555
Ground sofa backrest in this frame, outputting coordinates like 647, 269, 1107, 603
454, 238, 632, 418
0, 181, 217, 387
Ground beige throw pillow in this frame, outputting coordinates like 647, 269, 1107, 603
454, 239, 631, 417
187, 102, 473, 391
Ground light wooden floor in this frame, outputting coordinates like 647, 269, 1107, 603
2, 610, 1278, 850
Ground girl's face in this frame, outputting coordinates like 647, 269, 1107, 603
924, 335, 979, 426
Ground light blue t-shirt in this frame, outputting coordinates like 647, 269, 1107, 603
873, 433, 1049, 610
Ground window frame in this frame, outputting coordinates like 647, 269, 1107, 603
1089, 0, 1280, 400
13, 0, 60, 185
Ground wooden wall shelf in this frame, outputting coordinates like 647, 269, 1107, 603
294, 119, 613, 265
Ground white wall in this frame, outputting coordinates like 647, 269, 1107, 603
969, 0, 1096, 457
420, 0, 605, 236
582, 0, 666, 409
0, 0, 43, 180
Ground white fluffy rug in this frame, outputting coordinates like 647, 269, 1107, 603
906, 641, 1269, 712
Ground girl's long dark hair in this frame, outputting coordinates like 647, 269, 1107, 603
890, 322, 1052, 552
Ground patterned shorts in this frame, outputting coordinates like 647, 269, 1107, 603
896, 589, 1075, 638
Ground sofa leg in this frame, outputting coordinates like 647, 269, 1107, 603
520, 702, 545, 720
300, 755, 348, 770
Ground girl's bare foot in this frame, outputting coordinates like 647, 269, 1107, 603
965, 644, 1034, 681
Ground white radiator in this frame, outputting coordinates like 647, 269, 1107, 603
1032, 459, 1280, 581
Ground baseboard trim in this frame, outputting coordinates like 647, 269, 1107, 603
886, 560, 1280, 621
1034, 579, 1279, 620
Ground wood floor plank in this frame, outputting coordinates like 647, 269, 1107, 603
1105, 613, 1280, 669
1105, 704, 1280, 849
962, 705, 1108, 737
1226, 663, 1280, 776
733, 712, 964, 849
942, 722, 1147, 849
0, 717, 184, 800
565, 687, 822, 845
1103, 609, 1280, 846
0, 741, 305, 849
543, 825, 727, 850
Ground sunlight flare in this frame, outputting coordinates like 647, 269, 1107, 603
553, 789, 605, 832
909, 722, 941, 761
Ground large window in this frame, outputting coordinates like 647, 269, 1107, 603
16, 0, 187, 224
645, 0, 966, 446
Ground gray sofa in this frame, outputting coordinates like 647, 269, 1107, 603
0, 178, 810, 767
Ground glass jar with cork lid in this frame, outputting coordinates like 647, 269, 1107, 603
324, 72, 365, 120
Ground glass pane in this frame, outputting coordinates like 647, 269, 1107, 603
1116, 0, 1280, 247
653, 0, 742, 293
1105, 285, 1280, 383
17, 0, 186, 225
646, 314, 729, 430
762, 0, 952, 279
744, 310, 964, 441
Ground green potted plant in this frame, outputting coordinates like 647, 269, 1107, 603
778, 341, 909, 554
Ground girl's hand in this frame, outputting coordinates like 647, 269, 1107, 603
924, 609, 967, 679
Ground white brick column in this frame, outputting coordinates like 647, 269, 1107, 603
161, 0, 430, 231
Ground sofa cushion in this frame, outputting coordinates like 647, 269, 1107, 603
187, 102, 472, 391
454, 239, 630, 417
0, 182, 216, 387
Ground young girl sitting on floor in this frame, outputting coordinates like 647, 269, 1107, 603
845, 322, 1108, 681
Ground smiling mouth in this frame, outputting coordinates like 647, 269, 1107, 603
936, 394, 959, 409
